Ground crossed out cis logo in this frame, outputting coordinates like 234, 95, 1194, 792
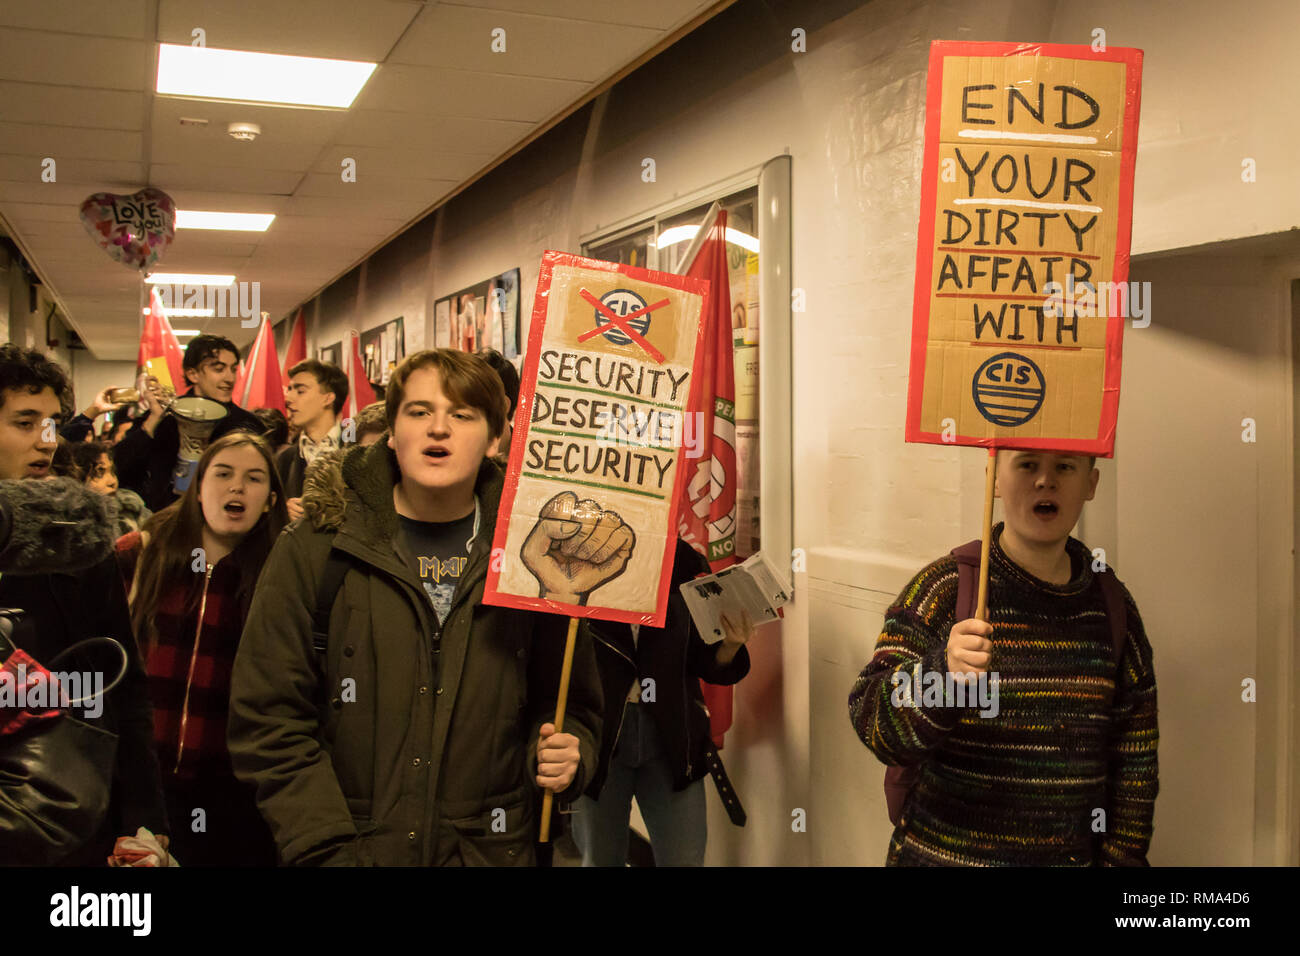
594, 289, 651, 345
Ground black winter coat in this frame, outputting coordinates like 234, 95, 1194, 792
582, 539, 750, 797
273, 443, 308, 501
113, 389, 262, 511
228, 442, 603, 866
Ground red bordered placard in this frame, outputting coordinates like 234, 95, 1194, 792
905, 40, 1144, 456
483, 250, 711, 627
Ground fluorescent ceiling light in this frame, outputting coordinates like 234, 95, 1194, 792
146, 273, 235, 285
171, 329, 202, 336
156, 43, 376, 109
143, 308, 215, 318
656, 225, 760, 254
176, 210, 275, 231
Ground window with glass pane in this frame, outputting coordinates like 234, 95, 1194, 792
585, 224, 656, 271
584, 187, 761, 559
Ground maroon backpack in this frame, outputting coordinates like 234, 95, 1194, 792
882, 539, 1128, 827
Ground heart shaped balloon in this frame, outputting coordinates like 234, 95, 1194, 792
79, 187, 176, 271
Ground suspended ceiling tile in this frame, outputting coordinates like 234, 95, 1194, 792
156, 0, 419, 61
449, 0, 717, 31
0, 81, 144, 130
0, 0, 151, 39
389, 3, 657, 82
0, 29, 151, 90
0, 202, 83, 223
262, 214, 400, 239
0, 155, 144, 186
0, 180, 140, 204
292, 172, 454, 204
354, 64, 586, 122
336, 109, 532, 154
0, 122, 143, 163
311, 145, 494, 182
150, 96, 349, 168
149, 162, 302, 195
278, 194, 429, 220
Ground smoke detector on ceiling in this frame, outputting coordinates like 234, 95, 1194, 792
227, 122, 261, 142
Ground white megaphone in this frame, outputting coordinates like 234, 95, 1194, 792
168, 396, 227, 495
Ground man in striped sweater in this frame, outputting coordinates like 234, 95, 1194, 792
849, 451, 1158, 866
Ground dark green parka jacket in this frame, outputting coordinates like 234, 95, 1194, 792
227, 441, 602, 865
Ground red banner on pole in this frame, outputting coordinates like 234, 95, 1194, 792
233, 316, 285, 412
341, 330, 377, 420
677, 209, 740, 746
137, 288, 185, 396
678, 208, 737, 569
282, 307, 307, 376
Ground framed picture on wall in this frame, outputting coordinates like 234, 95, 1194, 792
434, 297, 451, 348
319, 341, 341, 366
360, 317, 406, 389
437, 268, 521, 358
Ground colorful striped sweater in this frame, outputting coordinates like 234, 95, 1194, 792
848, 523, 1158, 866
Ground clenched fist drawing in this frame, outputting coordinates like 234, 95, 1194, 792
521, 490, 636, 604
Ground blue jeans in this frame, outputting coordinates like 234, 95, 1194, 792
571, 702, 707, 866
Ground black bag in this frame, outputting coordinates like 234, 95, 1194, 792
0, 609, 127, 865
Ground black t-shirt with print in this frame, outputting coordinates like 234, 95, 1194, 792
396, 510, 475, 626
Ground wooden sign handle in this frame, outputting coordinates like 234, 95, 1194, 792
538, 615, 579, 843
976, 447, 998, 621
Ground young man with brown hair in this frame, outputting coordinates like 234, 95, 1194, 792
278, 358, 350, 518
114, 334, 261, 511
228, 349, 602, 866
849, 451, 1158, 866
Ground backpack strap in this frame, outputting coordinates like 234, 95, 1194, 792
885, 540, 984, 826
1094, 567, 1129, 664
311, 548, 353, 658
950, 539, 983, 622
955, 538, 1128, 663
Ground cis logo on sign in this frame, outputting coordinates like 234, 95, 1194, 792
594, 289, 651, 346
972, 352, 1046, 426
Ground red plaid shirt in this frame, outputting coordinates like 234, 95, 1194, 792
116, 532, 245, 781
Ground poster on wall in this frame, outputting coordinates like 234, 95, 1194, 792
434, 267, 522, 358
319, 341, 341, 367
360, 317, 406, 389
905, 40, 1143, 456
483, 251, 709, 627
434, 298, 451, 349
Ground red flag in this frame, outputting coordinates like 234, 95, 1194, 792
137, 288, 185, 396
340, 330, 377, 420
677, 208, 739, 746
232, 316, 285, 412
282, 307, 307, 376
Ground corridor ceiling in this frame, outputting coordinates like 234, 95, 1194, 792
0, 0, 729, 358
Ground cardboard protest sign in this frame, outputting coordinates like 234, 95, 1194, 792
484, 251, 709, 627
906, 41, 1143, 455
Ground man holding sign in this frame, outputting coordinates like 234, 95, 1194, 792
229, 349, 602, 866
484, 251, 711, 846
849, 450, 1158, 866
849, 41, 1158, 867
